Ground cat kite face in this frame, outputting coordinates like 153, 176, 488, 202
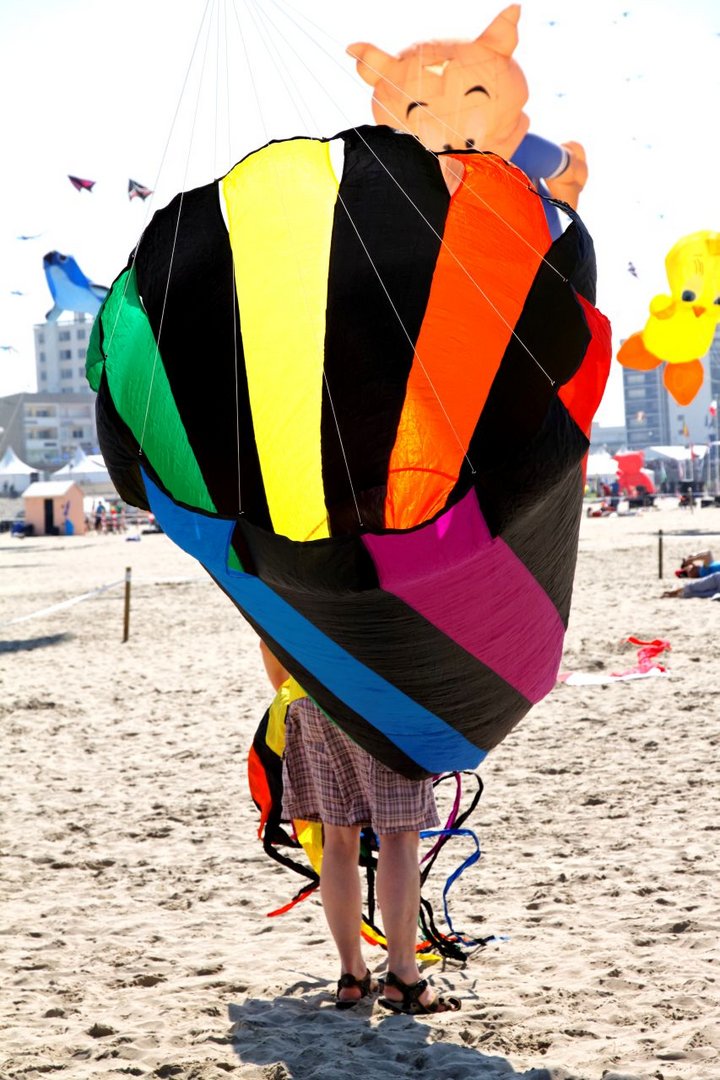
348, 4, 529, 159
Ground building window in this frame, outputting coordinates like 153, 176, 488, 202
78, 348, 86, 359
60, 349, 72, 360
59, 330, 71, 341
72, 428, 84, 439
39, 351, 46, 362
77, 367, 85, 377
40, 371, 47, 381
60, 368, 73, 379
37, 332, 44, 344
76, 329, 86, 340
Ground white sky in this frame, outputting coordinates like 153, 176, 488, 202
0, 0, 718, 425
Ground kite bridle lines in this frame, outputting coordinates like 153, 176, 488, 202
253, 0, 562, 392
263, 0, 570, 285
108, 0, 573, 528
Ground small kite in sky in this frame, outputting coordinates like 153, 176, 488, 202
627, 261, 638, 277
68, 175, 96, 193
0, 345, 18, 352
10, 290, 25, 296
128, 179, 153, 201
17, 233, 43, 240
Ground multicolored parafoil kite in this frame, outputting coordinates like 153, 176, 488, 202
617, 231, 720, 405
88, 125, 611, 779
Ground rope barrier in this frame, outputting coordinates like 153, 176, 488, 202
1, 580, 125, 628
0, 575, 208, 629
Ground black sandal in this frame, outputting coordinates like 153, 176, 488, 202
335, 969, 377, 1009
378, 971, 461, 1015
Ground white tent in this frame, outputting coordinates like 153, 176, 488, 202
53, 448, 112, 486
646, 445, 708, 462
585, 451, 618, 478
0, 446, 37, 494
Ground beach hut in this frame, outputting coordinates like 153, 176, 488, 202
0, 447, 38, 495
22, 480, 85, 536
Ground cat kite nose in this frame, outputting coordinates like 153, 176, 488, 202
692, 305, 706, 317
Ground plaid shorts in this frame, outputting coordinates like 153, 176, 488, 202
281, 698, 439, 835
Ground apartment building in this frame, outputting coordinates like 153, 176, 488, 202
623, 326, 720, 450
34, 312, 93, 395
0, 391, 98, 470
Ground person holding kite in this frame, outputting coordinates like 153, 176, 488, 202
259, 641, 460, 1014
88, 121, 611, 1016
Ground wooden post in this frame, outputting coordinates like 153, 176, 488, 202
123, 566, 131, 642
658, 529, 663, 580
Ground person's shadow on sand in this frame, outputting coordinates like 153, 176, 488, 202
227, 987, 573, 1080
0, 632, 72, 653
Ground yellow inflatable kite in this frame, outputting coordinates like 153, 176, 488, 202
617, 231, 720, 405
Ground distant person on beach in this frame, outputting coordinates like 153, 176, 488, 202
675, 549, 720, 579
662, 570, 720, 599
258, 640, 461, 1015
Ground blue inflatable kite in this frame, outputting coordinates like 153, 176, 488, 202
43, 251, 108, 322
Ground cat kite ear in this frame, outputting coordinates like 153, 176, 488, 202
476, 4, 521, 56
347, 42, 397, 87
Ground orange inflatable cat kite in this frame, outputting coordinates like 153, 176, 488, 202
348, 4, 587, 238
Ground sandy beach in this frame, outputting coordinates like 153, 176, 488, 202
2, 502, 719, 1080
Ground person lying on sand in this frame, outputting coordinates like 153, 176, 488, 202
662, 570, 720, 599
675, 549, 720, 579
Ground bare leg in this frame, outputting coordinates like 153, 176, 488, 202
320, 824, 367, 1003
376, 831, 436, 1008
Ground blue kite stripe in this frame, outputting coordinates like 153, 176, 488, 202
144, 472, 485, 774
